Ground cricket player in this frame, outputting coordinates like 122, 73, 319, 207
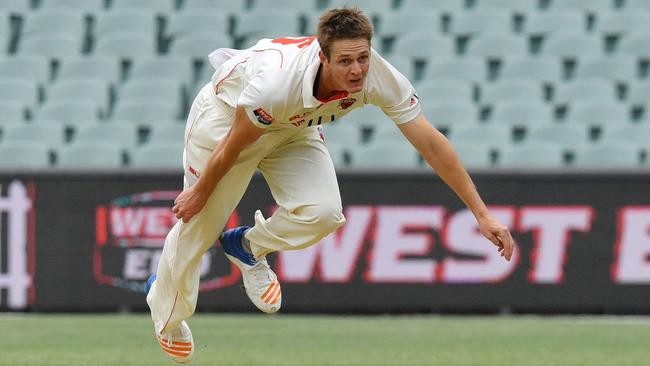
145, 7, 514, 363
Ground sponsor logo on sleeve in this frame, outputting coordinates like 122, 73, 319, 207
253, 108, 274, 125
409, 93, 419, 107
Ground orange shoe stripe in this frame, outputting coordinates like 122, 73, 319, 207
265, 284, 281, 304
162, 347, 191, 357
159, 342, 192, 352
261, 280, 278, 300
268, 287, 282, 305
157, 337, 193, 347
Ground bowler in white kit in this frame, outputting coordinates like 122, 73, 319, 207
145, 7, 514, 363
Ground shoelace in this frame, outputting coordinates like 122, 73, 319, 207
250, 260, 273, 288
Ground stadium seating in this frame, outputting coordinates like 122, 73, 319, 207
351, 143, 420, 168
499, 142, 566, 168
0, 0, 648, 170
57, 142, 124, 168
0, 141, 51, 168
574, 142, 640, 168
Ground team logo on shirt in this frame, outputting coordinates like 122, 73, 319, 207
253, 108, 274, 125
339, 98, 357, 110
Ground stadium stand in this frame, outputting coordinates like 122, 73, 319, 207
0, 0, 648, 170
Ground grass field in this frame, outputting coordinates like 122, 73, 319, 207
1, 313, 649, 366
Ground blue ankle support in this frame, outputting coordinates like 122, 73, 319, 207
221, 226, 256, 266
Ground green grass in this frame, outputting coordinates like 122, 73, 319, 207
1, 314, 649, 366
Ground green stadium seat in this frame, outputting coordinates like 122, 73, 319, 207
466, 33, 528, 61
421, 101, 479, 131
251, 0, 319, 14
379, 11, 442, 40
322, 123, 362, 147
0, 0, 30, 15
490, 99, 553, 127
130, 142, 184, 168
618, 33, 650, 59
18, 33, 83, 59
524, 10, 586, 37
130, 56, 193, 87
109, 0, 175, 14
500, 56, 562, 83
400, 0, 464, 14
57, 56, 121, 84
0, 11, 8, 54
542, 32, 603, 60
575, 56, 637, 84
480, 79, 544, 107
0, 77, 39, 111
449, 10, 512, 37
234, 11, 302, 45
0, 100, 26, 122
625, 0, 650, 10
424, 57, 487, 83
626, 81, 650, 107
94, 32, 157, 60
553, 78, 616, 106
449, 124, 512, 150
39, 0, 104, 12
74, 124, 138, 150
22, 8, 86, 35
148, 124, 185, 145
549, 0, 615, 15
118, 79, 184, 116
574, 142, 640, 168
390, 33, 454, 60
474, 0, 539, 13
46, 79, 111, 115
35, 99, 102, 126
0, 141, 50, 168
181, 0, 246, 13
567, 98, 629, 128
499, 142, 565, 168
112, 99, 179, 127
167, 10, 229, 40
350, 142, 419, 168
526, 124, 589, 154
369, 123, 407, 145
417, 78, 474, 104
595, 11, 650, 37
4, 123, 65, 150
600, 125, 650, 151
0, 56, 51, 84
169, 33, 232, 60
57, 141, 124, 168
94, 9, 157, 39
451, 142, 493, 169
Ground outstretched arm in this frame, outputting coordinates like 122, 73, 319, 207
399, 113, 514, 261
172, 106, 264, 223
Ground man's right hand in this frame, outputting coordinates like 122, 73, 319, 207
172, 185, 210, 223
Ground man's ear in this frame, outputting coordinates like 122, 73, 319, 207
319, 50, 328, 64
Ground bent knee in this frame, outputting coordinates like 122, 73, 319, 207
293, 203, 345, 233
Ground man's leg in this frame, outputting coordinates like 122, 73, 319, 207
146, 84, 263, 337
220, 127, 344, 313
247, 126, 346, 257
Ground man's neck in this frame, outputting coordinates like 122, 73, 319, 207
313, 64, 341, 101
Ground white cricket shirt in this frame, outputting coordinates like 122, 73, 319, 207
209, 36, 421, 130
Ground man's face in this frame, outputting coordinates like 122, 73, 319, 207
321, 38, 371, 94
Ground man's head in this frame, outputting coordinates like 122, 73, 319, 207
317, 7, 373, 94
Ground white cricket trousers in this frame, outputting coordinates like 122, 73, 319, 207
146, 83, 346, 334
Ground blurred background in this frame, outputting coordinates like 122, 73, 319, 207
1, 0, 649, 315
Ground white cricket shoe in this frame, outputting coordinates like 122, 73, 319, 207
156, 321, 194, 363
221, 226, 282, 313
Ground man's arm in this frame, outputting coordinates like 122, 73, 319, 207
172, 106, 264, 222
398, 113, 514, 261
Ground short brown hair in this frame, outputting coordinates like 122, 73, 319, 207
317, 7, 373, 59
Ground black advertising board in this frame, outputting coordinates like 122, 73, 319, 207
1, 171, 649, 313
